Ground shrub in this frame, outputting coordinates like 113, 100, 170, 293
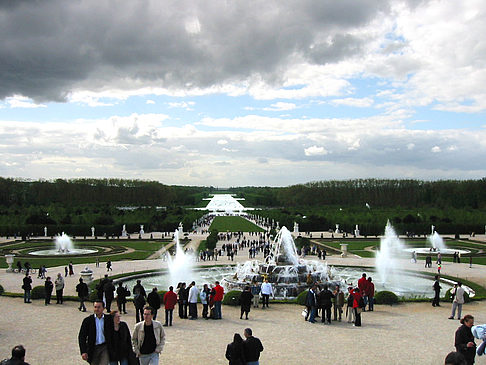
0, 284, 4, 295
89, 289, 99, 302
31, 285, 46, 299
222, 290, 241, 306
374, 290, 399, 305
444, 288, 471, 303
296, 290, 308, 306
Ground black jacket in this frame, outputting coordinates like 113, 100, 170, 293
305, 290, 316, 307
78, 314, 114, 364
317, 289, 334, 308
240, 291, 253, 312
455, 324, 476, 365
76, 282, 89, 298
243, 336, 263, 362
147, 291, 161, 310
109, 321, 132, 361
225, 342, 246, 365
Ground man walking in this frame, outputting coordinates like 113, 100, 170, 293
76, 278, 89, 312
55, 273, 64, 304
44, 276, 53, 305
78, 300, 113, 365
243, 328, 264, 365
104, 279, 115, 312
132, 306, 166, 365
133, 280, 147, 322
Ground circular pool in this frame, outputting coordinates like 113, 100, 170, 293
29, 248, 98, 256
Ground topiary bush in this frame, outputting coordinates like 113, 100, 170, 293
0, 284, 4, 295
296, 290, 308, 306
223, 290, 241, 306
374, 290, 399, 305
31, 285, 46, 299
89, 289, 99, 302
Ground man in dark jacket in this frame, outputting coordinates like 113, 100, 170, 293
78, 300, 113, 365
103, 279, 115, 312
432, 275, 442, 307
2, 345, 30, 365
317, 284, 335, 324
22, 274, 32, 303
76, 278, 89, 312
147, 287, 161, 320
133, 280, 147, 322
243, 328, 264, 365
44, 277, 54, 305
305, 285, 317, 323
116, 282, 128, 314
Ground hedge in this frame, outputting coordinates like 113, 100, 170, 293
31, 285, 45, 299
0, 284, 4, 295
296, 290, 308, 306
374, 291, 399, 305
223, 290, 241, 306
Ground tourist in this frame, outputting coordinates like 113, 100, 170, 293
250, 280, 260, 308
69, 261, 75, 276
65, 266, 68, 277
16, 260, 22, 273
132, 306, 166, 365
163, 286, 178, 326
106, 260, 113, 272
317, 283, 334, 324
200, 284, 211, 319
22, 273, 32, 304
76, 278, 89, 312
240, 286, 253, 320
454, 314, 476, 365
147, 287, 161, 320
104, 279, 116, 312
97, 274, 110, 300
78, 300, 114, 365
225, 333, 246, 365
109, 310, 134, 365
44, 276, 53, 305
425, 255, 432, 268
438, 262, 442, 274
305, 285, 317, 323
367, 277, 375, 311
449, 282, 465, 320
357, 273, 369, 310
188, 281, 200, 320
96, 257, 100, 268
133, 280, 147, 323
243, 328, 264, 365
213, 281, 225, 319
333, 285, 345, 321
3, 345, 30, 365
469, 256, 473, 268
444, 351, 467, 365
260, 279, 273, 309
55, 273, 64, 304
432, 275, 442, 307
351, 287, 363, 327
177, 282, 188, 319
116, 282, 128, 314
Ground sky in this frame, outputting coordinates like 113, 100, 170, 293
1, 0, 485, 187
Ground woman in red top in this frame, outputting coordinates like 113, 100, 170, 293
352, 288, 363, 327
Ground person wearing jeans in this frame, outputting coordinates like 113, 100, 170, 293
132, 306, 165, 365
260, 279, 273, 308
449, 282, 465, 320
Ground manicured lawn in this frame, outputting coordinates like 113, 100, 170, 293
0, 239, 170, 268
209, 216, 264, 232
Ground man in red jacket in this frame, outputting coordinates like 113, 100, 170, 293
213, 281, 225, 319
163, 286, 178, 326
357, 273, 369, 310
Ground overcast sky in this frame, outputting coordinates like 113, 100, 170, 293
1, 0, 485, 187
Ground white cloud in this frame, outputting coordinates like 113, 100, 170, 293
167, 101, 195, 110
6, 96, 46, 109
304, 145, 328, 156
146, 100, 155, 104
217, 139, 228, 145
263, 102, 297, 111
431, 146, 441, 153
331, 97, 374, 107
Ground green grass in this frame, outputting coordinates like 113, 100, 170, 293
209, 216, 264, 232
0, 239, 170, 268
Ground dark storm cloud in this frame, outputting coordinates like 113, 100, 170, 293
0, 0, 394, 102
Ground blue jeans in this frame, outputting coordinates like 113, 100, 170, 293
139, 353, 159, 365
24, 290, 31, 303
308, 306, 316, 323
109, 359, 128, 365
247, 361, 259, 365
214, 301, 222, 319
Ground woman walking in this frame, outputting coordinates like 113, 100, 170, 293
239, 286, 253, 320
109, 310, 134, 365
225, 333, 246, 365
455, 314, 476, 365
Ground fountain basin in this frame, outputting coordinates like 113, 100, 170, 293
29, 248, 97, 256
403, 247, 470, 255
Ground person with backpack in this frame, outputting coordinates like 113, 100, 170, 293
133, 280, 147, 322
352, 287, 364, 327
116, 282, 128, 314
76, 278, 89, 312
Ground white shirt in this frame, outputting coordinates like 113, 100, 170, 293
453, 286, 465, 304
188, 286, 200, 303
94, 314, 105, 345
261, 282, 273, 296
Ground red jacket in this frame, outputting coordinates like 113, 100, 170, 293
213, 285, 224, 302
351, 289, 362, 309
163, 290, 178, 310
358, 277, 369, 294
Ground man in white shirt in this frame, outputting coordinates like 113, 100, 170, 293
188, 281, 200, 319
449, 282, 466, 320
260, 279, 274, 309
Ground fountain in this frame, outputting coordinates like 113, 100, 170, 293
166, 229, 194, 285
429, 231, 447, 251
403, 230, 470, 256
30, 233, 97, 256
224, 226, 334, 298
375, 221, 407, 289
